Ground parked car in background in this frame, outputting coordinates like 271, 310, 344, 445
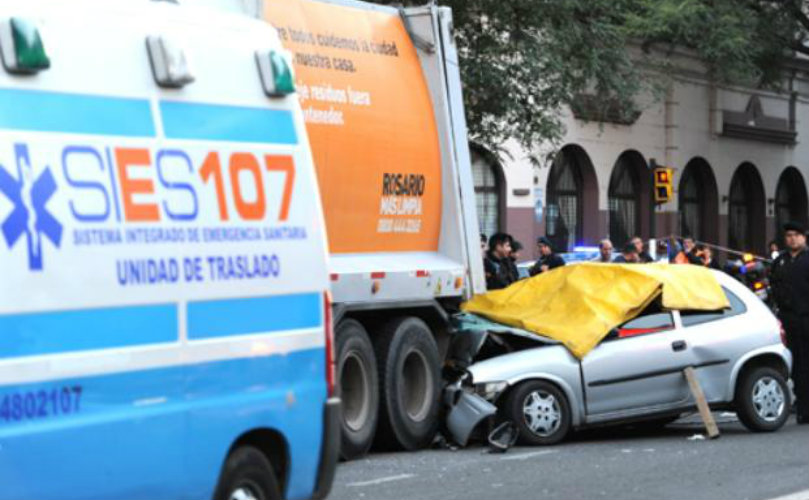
458, 270, 792, 445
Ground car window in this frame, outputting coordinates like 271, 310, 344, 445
680, 287, 747, 327
617, 312, 674, 338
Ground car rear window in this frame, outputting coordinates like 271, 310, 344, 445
680, 287, 747, 327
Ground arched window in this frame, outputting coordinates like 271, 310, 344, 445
546, 151, 582, 252
775, 167, 808, 238
608, 154, 643, 247
678, 158, 718, 242
728, 163, 765, 252
471, 146, 503, 239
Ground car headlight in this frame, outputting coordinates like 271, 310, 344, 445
475, 381, 508, 401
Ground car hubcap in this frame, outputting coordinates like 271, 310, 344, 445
752, 376, 785, 422
522, 390, 561, 437
230, 485, 260, 500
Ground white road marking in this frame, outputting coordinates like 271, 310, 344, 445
347, 474, 416, 487
500, 449, 558, 461
766, 489, 809, 500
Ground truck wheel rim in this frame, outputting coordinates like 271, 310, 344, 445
752, 376, 784, 422
342, 351, 371, 432
523, 390, 562, 437
402, 350, 433, 422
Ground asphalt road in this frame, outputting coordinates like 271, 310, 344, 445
329, 414, 809, 500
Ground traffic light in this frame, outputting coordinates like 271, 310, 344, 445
653, 167, 673, 203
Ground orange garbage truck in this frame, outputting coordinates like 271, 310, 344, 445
266, 0, 485, 458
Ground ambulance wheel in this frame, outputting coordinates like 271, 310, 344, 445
214, 446, 281, 500
336, 319, 379, 460
374, 316, 441, 450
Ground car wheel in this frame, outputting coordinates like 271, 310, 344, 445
505, 380, 571, 446
735, 366, 790, 432
336, 319, 379, 460
374, 316, 441, 450
213, 446, 281, 500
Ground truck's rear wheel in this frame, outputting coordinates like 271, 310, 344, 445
374, 316, 440, 450
336, 319, 379, 460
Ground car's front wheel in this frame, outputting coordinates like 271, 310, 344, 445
735, 366, 790, 432
505, 380, 571, 446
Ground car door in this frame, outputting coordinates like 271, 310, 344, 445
581, 310, 697, 418
676, 286, 754, 402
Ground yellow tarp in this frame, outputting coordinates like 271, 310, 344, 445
462, 263, 730, 359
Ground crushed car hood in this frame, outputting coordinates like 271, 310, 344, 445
461, 263, 730, 359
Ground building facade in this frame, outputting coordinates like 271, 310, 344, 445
473, 54, 809, 259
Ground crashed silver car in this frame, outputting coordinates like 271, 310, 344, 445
447, 270, 793, 446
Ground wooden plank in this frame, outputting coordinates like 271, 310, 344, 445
684, 366, 720, 439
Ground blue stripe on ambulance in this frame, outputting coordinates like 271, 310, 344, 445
0, 88, 155, 137
0, 349, 325, 500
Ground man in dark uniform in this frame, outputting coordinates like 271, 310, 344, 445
770, 221, 809, 424
483, 233, 519, 290
528, 237, 565, 276
612, 242, 639, 263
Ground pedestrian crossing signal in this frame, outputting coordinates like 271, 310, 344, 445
654, 167, 673, 203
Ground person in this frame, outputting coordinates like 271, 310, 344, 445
528, 237, 565, 276
613, 242, 639, 263
483, 233, 519, 289
510, 240, 524, 262
695, 243, 721, 270
593, 239, 613, 263
630, 236, 653, 263
480, 233, 487, 254
770, 221, 809, 424
769, 240, 781, 260
682, 236, 702, 264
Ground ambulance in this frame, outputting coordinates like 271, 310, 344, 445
0, 1, 337, 499
266, 0, 485, 458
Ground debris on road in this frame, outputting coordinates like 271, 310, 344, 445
687, 434, 706, 441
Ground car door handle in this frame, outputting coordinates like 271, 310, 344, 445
671, 340, 687, 352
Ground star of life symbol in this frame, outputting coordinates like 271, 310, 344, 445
0, 143, 62, 270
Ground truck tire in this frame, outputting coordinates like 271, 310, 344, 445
336, 319, 379, 460
213, 446, 281, 500
374, 316, 441, 451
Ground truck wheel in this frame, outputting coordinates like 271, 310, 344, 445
336, 319, 379, 460
213, 446, 281, 500
735, 366, 790, 432
374, 316, 441, 450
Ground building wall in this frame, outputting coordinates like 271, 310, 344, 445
487, 68, 809, 259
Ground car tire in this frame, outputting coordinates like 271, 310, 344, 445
505, 380, 571, 446
213, 446, 281, 500
735, 366, 790, 432
336, 319, 379, 460
374, 316, 441, 450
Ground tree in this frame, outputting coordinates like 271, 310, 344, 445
371, 0, 807, 162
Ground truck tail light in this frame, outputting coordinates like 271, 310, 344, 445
324, 291, 336, 397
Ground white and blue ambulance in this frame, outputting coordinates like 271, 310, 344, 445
0, 1, 338, 499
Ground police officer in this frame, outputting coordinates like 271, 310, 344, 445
528, 237, 565, 276
770, 221, 809, 424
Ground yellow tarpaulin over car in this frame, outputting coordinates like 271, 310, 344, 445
461, 263, 730, 359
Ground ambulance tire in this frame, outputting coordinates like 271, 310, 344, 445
214, 446, 281, 500
374, 316, 441, 451
336, 319, 379, 460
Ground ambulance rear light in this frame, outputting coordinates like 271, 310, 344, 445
256, 49, 295, 97
146, 35, 195, 88
0, 17, 50, 75
324, 291, 336, 397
